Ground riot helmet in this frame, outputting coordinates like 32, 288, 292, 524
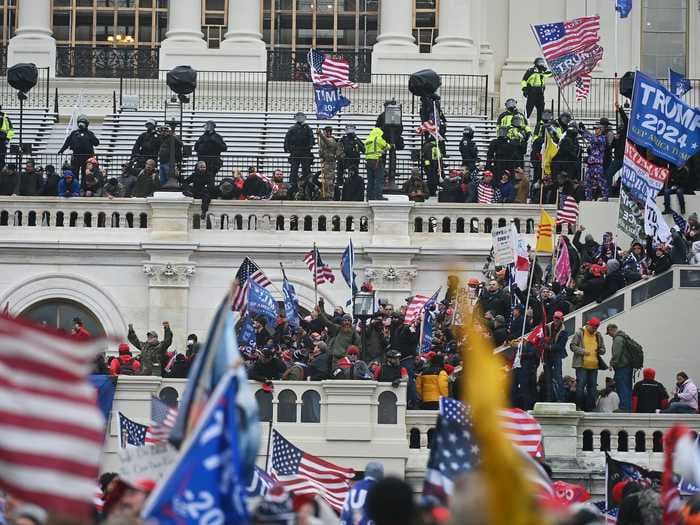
511, 115, 524, 128
204, 120, 216, 133
77, 114, 89, 129
535, 57, 546, 68
462, 126, 474, 138
541, 110, 554, 124
145, 119, 156, 131
559, 112, 572, 127
294, 111, 307, 124
505, 98, 517, 111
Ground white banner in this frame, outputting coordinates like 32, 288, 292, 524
644, 197, 672, 244
492, 225, 516, 266
117, 442, 178, 485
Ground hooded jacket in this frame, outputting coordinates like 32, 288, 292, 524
363, 128, 390, 160
570, 327, 606, 369
110, 345, 141, 376
416, 363, 449, 403
632, 368, 668, 413
127, 325, 173, 376
58, 175, 80, 197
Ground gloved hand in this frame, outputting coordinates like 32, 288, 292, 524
522, 88, 528, 98
391, 379, 401, 388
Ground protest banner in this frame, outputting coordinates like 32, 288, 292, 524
617, 186, 645, 240
492, 225, 516, 266
644, 196, 672, 243
314, 85, 351, 119
118, 441, 178, 484
628, 70, 700, 166
620, 140, 669, 203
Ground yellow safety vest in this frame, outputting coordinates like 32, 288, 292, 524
0, 115, 15, 140
521, 68, 553, 88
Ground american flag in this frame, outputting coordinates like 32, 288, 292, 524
533, 16, 601, 62
415, 120, 443, 141
500, 408, 545, 458
593, 500, 619, 523
0, 315, 107, 519
270, 429, 355, 512
308, 49, 357, 88
575, 74, 592, 100
232, 257, 272, 311
147, 397, 178, 443
404, 294, 429, 325
556, 195, 580, 225
423, 397, 480, 504
304, 247, 335, 285
477, 181, 495, 204
119, 412, 148, 447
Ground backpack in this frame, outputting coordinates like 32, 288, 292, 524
624, 334, 644, 369
120, 358, 136, 376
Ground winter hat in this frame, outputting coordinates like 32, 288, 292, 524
118, 343, 130, 355
364, 461, 384, 481
146, 330, 158, 338
346, 345, 360, 356
63, 170, 74, 178
689, 212, 698, 222
643, 367, 656, 380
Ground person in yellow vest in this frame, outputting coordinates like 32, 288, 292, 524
521, 57, 553, 126
363, 127, 391, 200
496, 98, 527, 131
421, 134, 443, 197
0, 105, 16, 169
570, 317, 606, 411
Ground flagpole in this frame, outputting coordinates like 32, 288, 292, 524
349, 238, 355, 320
551, 190, 560, 272
313, 242, 318, 306
514, 251, 538, 369
264, 420, 273, 472
432, 99, 443, 179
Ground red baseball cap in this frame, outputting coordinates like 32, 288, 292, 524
587, 317, 601, 328
553, 311, 565, 320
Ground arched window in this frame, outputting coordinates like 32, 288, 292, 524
409, 428, 420, 449
255, 389, 273, 422
427, 427, 436, 449
277, 389, 297, 422
653, 431, 664, 452
20, 299, 105, 336
377, 391, 397, 424
617, 430, 628, 452
600, 430, 611, 452
582, 430, 593, 451
301, 390, 321, 423
635, 431, 646, 452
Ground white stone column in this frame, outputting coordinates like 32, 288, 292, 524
220, 0, 267, 71
473, 0, 494, 84
7, 0, 56, 74
432, 0, 474, 52
158, 0, 207, 71
371, 0, 421, 74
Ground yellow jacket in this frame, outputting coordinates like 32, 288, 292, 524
364, 127, 390, 160
416, 368, 449, 403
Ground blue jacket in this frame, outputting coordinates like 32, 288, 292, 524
58, 177, 80, 197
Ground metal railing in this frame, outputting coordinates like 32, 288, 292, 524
56, 45, 159, 79
118, 69, 489, 116
0, 66, 51, 109
267, 48, 372, 83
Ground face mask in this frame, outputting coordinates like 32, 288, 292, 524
296, 117, 306, 125
78, 122, 87, 130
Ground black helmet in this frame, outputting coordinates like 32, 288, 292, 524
77, 114, 89, 125
541, 109, 554, 123
566, 123, 579, 135
386, 349, 401, 359
559, 112, 572, 126
463, 126, 474, 136
535, 57, 546, 67
505, 98, 517, 110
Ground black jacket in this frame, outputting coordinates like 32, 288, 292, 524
242, 175, 270, 199
194, 131, 228, 158
18, 171, 42, 196
459, 137, 479, 168
158, 135, 183, 164
60, 129, 99, 155
132, 131, 161, 159
340, 134, 365, 160
250, 358, 287, 382
342, 173, 365, 201
182, 170, 215, 198
284, 123, 314, 156
0, 169, 18, 195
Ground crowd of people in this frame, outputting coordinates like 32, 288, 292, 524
1, 94, 697, 210
94, 208, 700, 415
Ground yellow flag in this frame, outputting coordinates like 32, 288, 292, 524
460, 305, 546, 525
535, 210, 555, 254
542, 128, 559, 176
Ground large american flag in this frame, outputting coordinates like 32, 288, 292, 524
415, 120, 443, 141
308, 49, 357, 88
556, 195, 580, 225
119, 412, 149, 447
500, 408, 545, 458
533, 16, 601, 62
0, 314, 107, 519
148, 396, 178, 443
404, 294, 429, 325
270, 429, 354, 512
232, 257, 272, 311
304, 247, 335, 285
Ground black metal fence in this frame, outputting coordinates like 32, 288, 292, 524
0, 67, 51, 109
119, 69, 489, 116
56, 45, 159, 79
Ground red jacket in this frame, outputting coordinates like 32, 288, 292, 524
110, 354, 141, 376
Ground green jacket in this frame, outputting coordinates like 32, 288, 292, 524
318, 309, 362, 366
569, 327, 606, 369
364, 128, 390, 160
318, 133, 344, 162
128, 325, 173, 376
610, 330, 632, 369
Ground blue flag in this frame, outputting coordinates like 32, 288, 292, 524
341, 239, 358, 296
247, 279, 278, 324
238, 314, 256, 348
89, 374, 117, 424
314, 85, 351, 119
628, 70, 700, 166
282, 277, 300, 328
421, 311, 434, 353
339, 477, 377, 525
615, 0, 632, 18
142, 370, 249, 524
670, 68, 692, 98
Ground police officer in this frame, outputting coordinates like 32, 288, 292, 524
506, 114, 531, 170
378, 349, 406, 387
486, 126, 515, 179
131, 119, 161, 169
58, 115, 100, 181
531, 109, 555, 181
0, 105, 15, 169
496, 98, 526, 131
521, 57, 553, 125
284, 111, 315, 198
194, 121, 228, 177
336, 125, 365, 200
459, 126, 480, 173
421, 134, 442, 197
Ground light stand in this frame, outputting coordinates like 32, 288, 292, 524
383, 99, 402, 193
353, 290, 376, 363
17, 91, 27, 168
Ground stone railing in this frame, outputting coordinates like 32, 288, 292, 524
102, 376, 409, 475
409, 203, 551, 235
0, 196, 151, 230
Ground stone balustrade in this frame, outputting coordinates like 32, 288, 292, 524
410, 202, 543, 235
